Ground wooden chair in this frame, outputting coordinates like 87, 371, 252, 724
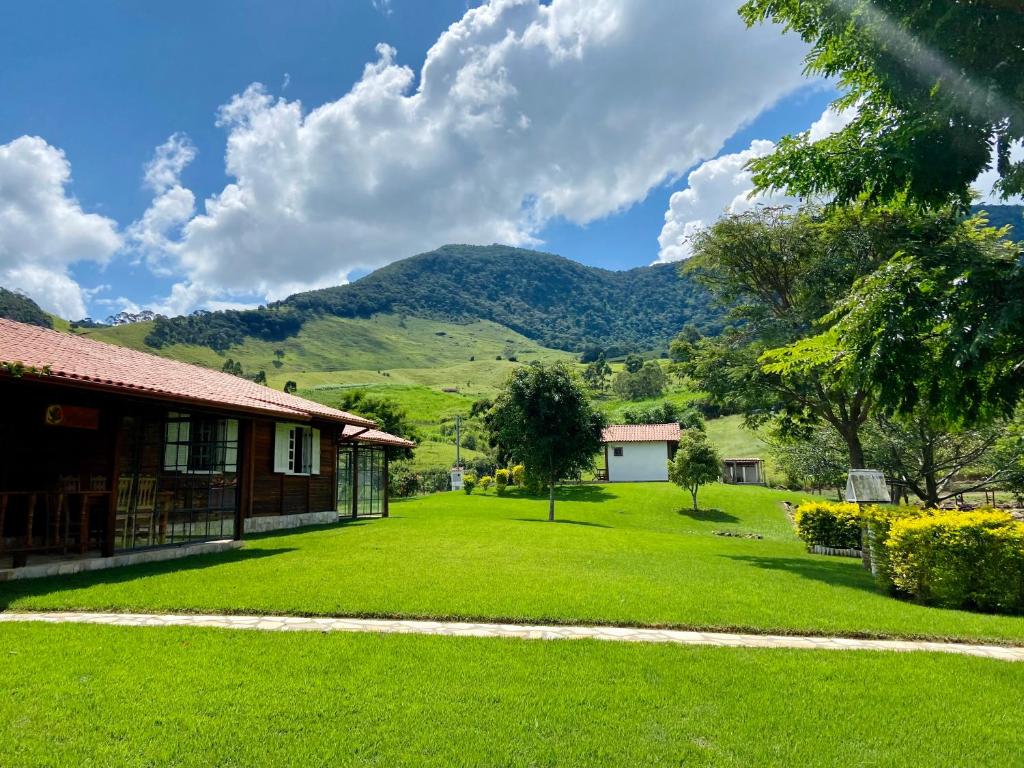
114, 477, 134, 549
133, 477, 158, 547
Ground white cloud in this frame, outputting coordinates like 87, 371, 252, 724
656, 105, 856, 263
146, 0, 811, 311
129, 134, 197, 271
143, 133, 196, 194
371, 0, 393, 16
0, 135, 122, 317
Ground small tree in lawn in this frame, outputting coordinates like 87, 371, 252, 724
488, 362, 605, 521
669, 431, 722, 512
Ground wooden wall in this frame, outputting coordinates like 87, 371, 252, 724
249, 419, 338, 518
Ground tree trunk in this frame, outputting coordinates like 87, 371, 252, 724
690, 486, 699, 513
921, 440, 939, 508
548, 480, 556, 522
841, 428, 866, 470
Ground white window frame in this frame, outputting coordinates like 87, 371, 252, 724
274, 423, 321, 475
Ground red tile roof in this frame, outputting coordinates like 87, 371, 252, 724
602, 423, 681, 443
342, 425, 417, 449
0, 318, 374, 427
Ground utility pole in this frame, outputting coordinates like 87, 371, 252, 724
455, 414, 462, 468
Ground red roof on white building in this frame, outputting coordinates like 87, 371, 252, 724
0, 318, 375, 427
602, 423, 681, 443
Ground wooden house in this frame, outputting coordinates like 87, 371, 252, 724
0, 318, 413, 574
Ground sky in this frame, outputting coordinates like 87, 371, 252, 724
0, 0, 994, 321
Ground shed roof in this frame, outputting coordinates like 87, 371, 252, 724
0, 318, 375, 427
602, 423, 681, 443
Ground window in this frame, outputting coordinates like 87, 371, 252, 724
275, 423, 321, 475
164, 412, 238, 473
613, 446, 624, 457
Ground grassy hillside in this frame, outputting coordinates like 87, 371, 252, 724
80, 314, 571, 375
0, 287, 52, 328
140, 245, 723, 354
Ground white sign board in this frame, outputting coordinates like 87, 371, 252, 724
450, 467, 465, 491
845, 469, 891, 504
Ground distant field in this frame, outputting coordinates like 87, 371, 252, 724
704, 415, 776, 480
79, 314, 571, 375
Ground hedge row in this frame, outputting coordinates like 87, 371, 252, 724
794, 501, 1024, 614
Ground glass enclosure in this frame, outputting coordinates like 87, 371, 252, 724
337, 444, 386, 518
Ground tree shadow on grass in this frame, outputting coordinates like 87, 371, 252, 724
677, 507, 739, 524
724, 554, 880, 594
0, 547, 295, 611
512, 518, 612, 529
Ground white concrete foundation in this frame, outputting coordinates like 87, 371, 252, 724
0, 539, 242, 582
243, 510, 338, 534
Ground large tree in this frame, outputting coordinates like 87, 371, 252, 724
487, 363, 605, 521
679, 205, 896, 467
740, 0, 1024, 208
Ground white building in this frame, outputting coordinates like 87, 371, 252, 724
601, 423, 681, 483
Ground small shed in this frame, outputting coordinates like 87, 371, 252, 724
601, 423, 680, 483
722, 458, 765, 486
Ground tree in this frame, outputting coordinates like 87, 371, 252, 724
797, 210, 1024, 425
582, 354, 612, 392
680, 205, 889, 467
867, 405, 1008, 508
989, 406, 1024, 504
740, 0, 1024, 208
624, 354, 644, 374
487, 362, 605, 521
221, 358, 244, 377
252, 370, 267, 385
768, 426, 856, 499
668, 431, 722, 512
334, 391, 421, 461
283, 380, 298, 394
612, 361, 667, 401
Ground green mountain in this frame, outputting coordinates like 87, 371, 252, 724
0, 288, 53, 328
972, 204, 1023, 239
143, 245, 721, 354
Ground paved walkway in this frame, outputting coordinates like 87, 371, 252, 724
2, 611, 1023, 661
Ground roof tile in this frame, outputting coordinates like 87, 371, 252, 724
602, 423, 681, 443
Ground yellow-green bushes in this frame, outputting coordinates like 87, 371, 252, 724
511, 464, 525, 486
478, 475, 493, 491
885, 510, 1024, 613
793, 502, 863, 550
494, 468, 511, 495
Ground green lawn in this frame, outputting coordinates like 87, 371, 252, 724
1, 622, 1020, 767
4, 483, 1024, 643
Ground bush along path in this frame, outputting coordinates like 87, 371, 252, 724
2, 611, 1022, 662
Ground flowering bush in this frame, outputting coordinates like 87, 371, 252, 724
511, 464, 525, 486
479, 475, 493, 491
793, 501, 863, 549
495, 468, 511, 494
886, 510, 1024, 612
462, 473, 477, 495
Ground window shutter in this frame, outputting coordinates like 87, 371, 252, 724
224, 419, 239, 472
311, 428, 321, 475
274, 423, 291, 473
164, 415, 190, 472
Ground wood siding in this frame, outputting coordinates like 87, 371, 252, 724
249, 419, 337, 518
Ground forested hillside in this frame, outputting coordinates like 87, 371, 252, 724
0, 288, 53, 328
144, 245, 722, 353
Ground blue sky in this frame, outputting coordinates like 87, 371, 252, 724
0, 0, 839, 319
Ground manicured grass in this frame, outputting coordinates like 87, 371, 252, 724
5, 483, 1024, 643
1, 622, 1021, 767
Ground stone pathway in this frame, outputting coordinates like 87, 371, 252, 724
2, 611, 1023, 661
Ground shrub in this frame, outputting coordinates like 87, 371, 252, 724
886, 510, 1024, 613
793, 501, 862, 550
860, 505, 923, 590
462, 473, 477, 495
494, 469, 511, 494
388, 464, 420, 498
419, 468, 452, 494
479, 475, 493, 491
510, 464, 525, 486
